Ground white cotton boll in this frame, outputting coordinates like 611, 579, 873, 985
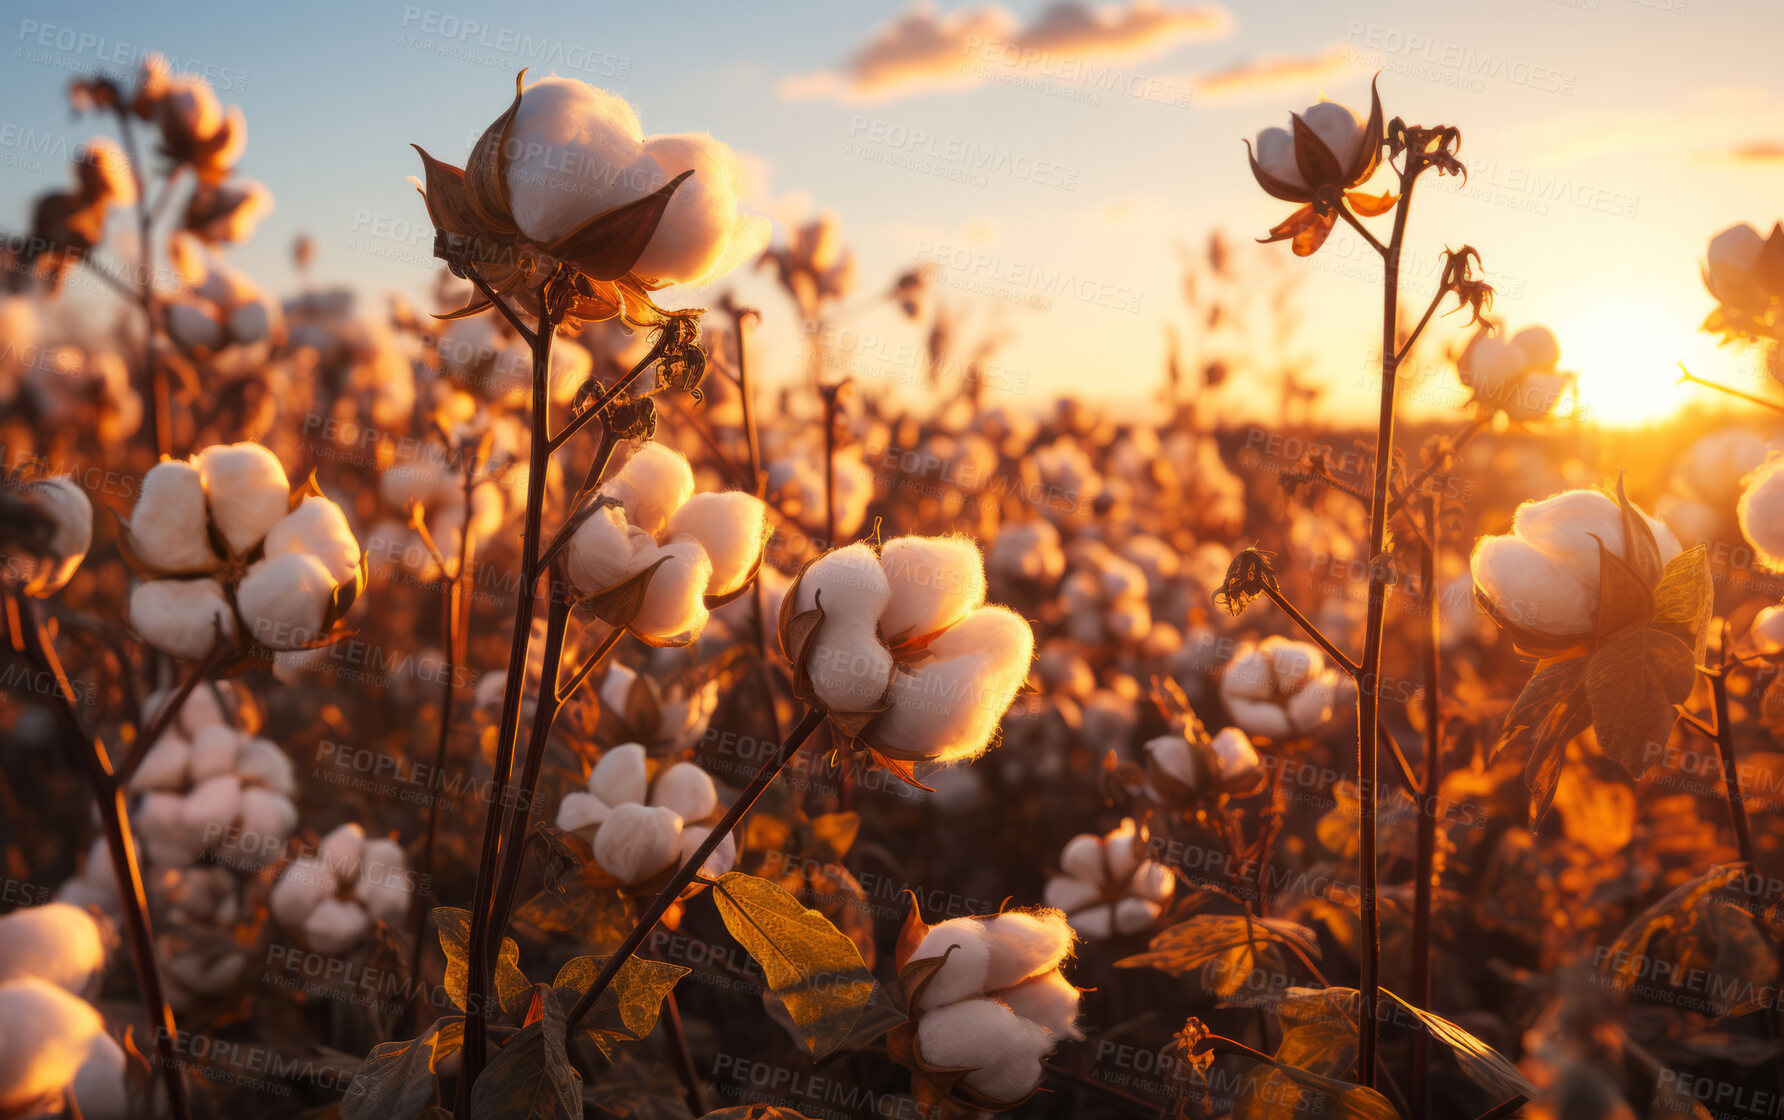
1098, 554, 1148, 603
236, 738, 295, 796
1302, 100, 1365, 169
269, 857, 335, 931
174, 684, 226, 734
589, 743, 649, 808
593, 803, 684, 885
1128, 862, 1175, 904
504, 77, 646, 245
1253, 126, 1305, 190
880, 605, 1035, 762
305, 899, 371, 955
624, 132, 765, 286
357, 839, 409, 921
666, 492, 768, 597
1058, 834, 1107, 884
807, 629, 894, 712
556, 791, 611, 837
918, 997, 1053, 1102
17, 477, 91, 596
1102, 820, 1144, 883
68, 1028, 127, 1120
1146, 735, 1196, 791
129, 732, 191, 792
979, 911, 1073, 990
649, 762, 718, 822
1739, 459, 1784, 571
236, 553, 335, 650
1044, 876, 1101, 914
1469, 535, 1594, 636
1287, 679, 1336, 734
1069, 904, 1115, 941
1113, 897, 1163, 934
565, 504, 650, 594
317, 823, 366, 881
234, 790, 297, 862
167, 302, 224, 351
908, 919, 994, 1011
228, 299, 273, 346
988, 521, 1064, 585
129, 462, 218, 573
997, 970, 1083, 1042
1226, 697, 1295, 742
1211, 727, 1261, 786
193, 443, 290, 556
794, 543, 890, 626
136, 792, 201, 866
674, 824, 737, 879
877, 536, 987, 641
606, 443, 695, 537
1105, 599, 1152, 644
187, 725, 241, 781
0, 977, 106, 1113
178, 775, 242, 845
626, 539, 712, 640
1511, 326, 1561, 371
0, 904, 107, 995
263, 498, 360, 585
1752, 605, 1784, 655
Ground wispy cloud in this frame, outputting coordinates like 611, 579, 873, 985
1191, 46, 1363, 100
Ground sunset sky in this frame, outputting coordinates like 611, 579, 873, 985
6, 0, 1782, 425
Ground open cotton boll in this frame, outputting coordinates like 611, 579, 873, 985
1511, 325, 1561, 370
1114, 897, 1163, 934
269, 857, 335, 930
623, 132, 767, 285
666, 492, 768, 597
129, 462, 218, 572
130, 733, 191, 791
1739, 459, 1784, 571
305, 899, 371, 956
1252, 126, 1304, 190
649, 762, 718, 822
1147, 735, 1197, 790
674, 824, 737, 879
1128, 861, 1175, 904
1058, 834, 1107, 884
1302, 101, 1365, 170
594, 803, 684, 884
263, 498, 360, 585
1211, 727, 1261, 785
66, 1028, 127, 1120
17, 477, 92, 596
565, 504, 652, 594
136, 792, 202, 866
236, 553, 335, 649
188, 725, 241, 781
0, 977, 106, 1113
908, 919, 994, 1011
918, 997, 1053, 1102
317, 823, 366, 881
503, 77, 647, 245
605, 443, 695, 538
1068, 904, 1115, 941
997, 970, 1083, 1041
557, 791, 611, 837
877, 536, 987, 641
588, 743, 650, 809
1044, 875, 1102, 914
626, 539, 712, 640
979, 911, 1073, 990
1752, 605, 1784, 655
237, 738, 296, 795
178, 774, 242, 843
795, 543, 891, 626
880, 607, 1034, 763
808, 630, 895, 713
130, 578, 237, 659
193, 443, 290, 556
1102, 819, 1145, 883
0, 904, 107, 996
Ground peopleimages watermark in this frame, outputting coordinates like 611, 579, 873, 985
15, 20, 247, 92
397, 8, 630, 79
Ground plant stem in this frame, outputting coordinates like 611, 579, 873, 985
662, 992, 708, 1114
112, 109, 173, 458
1410, 492, 1442, 1120
1678, 363, 1784, 415
568, 706, 825, 1032
547, 330, 673, 454
7, 593, 192, 1120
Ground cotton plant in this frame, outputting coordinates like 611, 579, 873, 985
986, 518, 1066, 594
765, 440, 875, 543
269, 823, 412, 956
163, 233, 282, 357
1738, 456, 1784, 571
2, 475, 92, 598
0, 906, 128, 1120
564, 441, 770, 645
597, 660, 719, 753
1701, 221, 1784, 347
14, 137, 137, 291
1457, 324, 1573, 422
1217, 636, 1340, 741
1145, 725, 1264, 803
1043, 819, 1176, 940
554, 744, 736, 886
24, 346, 143, 445
780, 536, 1036, 775
890, 907, 1083, 1110
121, 441, 366, 660
1060, 541, 1152, 646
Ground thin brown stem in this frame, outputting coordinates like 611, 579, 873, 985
117, 638, 226, 787
111, 110, 172, 458
1679, 363, 1784, 415
1410, 492, 1442, 1120
547, 331, 672, 454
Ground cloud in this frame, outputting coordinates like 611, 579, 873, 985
1191, 46, 1363, 100
778, 1, 1230, 103
1728, 141, 1784, 163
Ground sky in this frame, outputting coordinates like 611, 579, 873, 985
5, 0, 1783, 426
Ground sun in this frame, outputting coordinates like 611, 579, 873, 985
1559, 292, 1713, 427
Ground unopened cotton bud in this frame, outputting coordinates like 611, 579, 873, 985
979, 911, 1072, 990
877, 536, 986, 641
236, 552, 335, 649
605, 443, 695, 537
188, 725, 241, 781
129, 462, 218, 573
1739, 458, 1784, 571
626, 539, 712, 640
305, 898, 371, 955
1043, 875, 1101, 914
997, 970, 1083, 1041
666, 492, 768, 597
269, 857, 334, 930
1058, 834, 1106, 883
1114, 897, 1162, 934
589, 743, 649, 808
908, 919, 993, 1011
1211, 727, 1261, 786
263, 497, 360, 585
193, 442, 289, 556
674, 824, 737, 879
649, 762, 718, 822
0, 904, 107, 996
917, 997, 1052, 1102
594, 803, 684, 884
565, 504, 651, 594
317, 823, 366, 881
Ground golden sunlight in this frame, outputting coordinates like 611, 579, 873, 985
1561, 293, 1700, 426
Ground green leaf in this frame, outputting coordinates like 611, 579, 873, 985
341, 1016, 464, 1120
470, 986, 580, 1120
1653, 545, 1714, 657
1583, 627, 1697, 778
434, 906, 533, 1022
1382, 989, 1538, 1102
710, 872, 882, 1061
1115, 914, 1321, 989
551, 955, 688, 1058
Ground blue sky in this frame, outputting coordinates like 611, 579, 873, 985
6, 0, 1784, 423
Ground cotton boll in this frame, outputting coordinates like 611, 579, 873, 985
565, 504, 650, 594
918, 997, 1053, 1102
236, 738, 295, 795
1146, 735, 1196, 790
649, 762, 718, 822
806, 629, 895, 712
357, 839, 410, 925
880, 605, 1035, 762
263, 498, 360, 585
1253, 126, 1305, 190
666, 492, 768, 597
1128, 862, 1175, 904
624, 132, 765, 285
626, 539, 712, 640
979, 911, 1073, 990
129, 462, 218, 572
794, 543, 891, 627
269, 857, 335, 930
674, 824, 737, 879
877, 536, 987, 641
1102, 820, 1144, 882
1752, 605, 1784, 655
234, 790, 297, 863
1211, 727, 1261, 786
136, 792, 202, 866
68, 1028, 127, 1120
594, 803, 684, 884
129, 732, 191, 792
588, 743, 649, 810
1511, 326, 1560, 371
236, 552, 335, 649
187, 725, 241, 781
1225, 697, 1294, 741
16, 477, 92, 596
317, 823, 366, 881
0, 977, 106, 1113
1043, 876, 1101, 914
504, 77, 646, 245
1113, 897, 1163, 934
1069, 904, 1115, 941
997, 970, 1083, 1041
1739, 459, 1784, 571
606, 443, 695, 537
988, 520, 1064, 585
1469, 535, 1594, 636
0, 904, 107, 995
1302, 101, 1364, 170
194, 443, 290, 556
908, 919, 994, 1010
557, 792, 611, 837
305, 898, 371, 955
178, 775, 242, 848
1058, 834, 1107, 884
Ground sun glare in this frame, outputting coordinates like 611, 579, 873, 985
1561, 294, 1700, 426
